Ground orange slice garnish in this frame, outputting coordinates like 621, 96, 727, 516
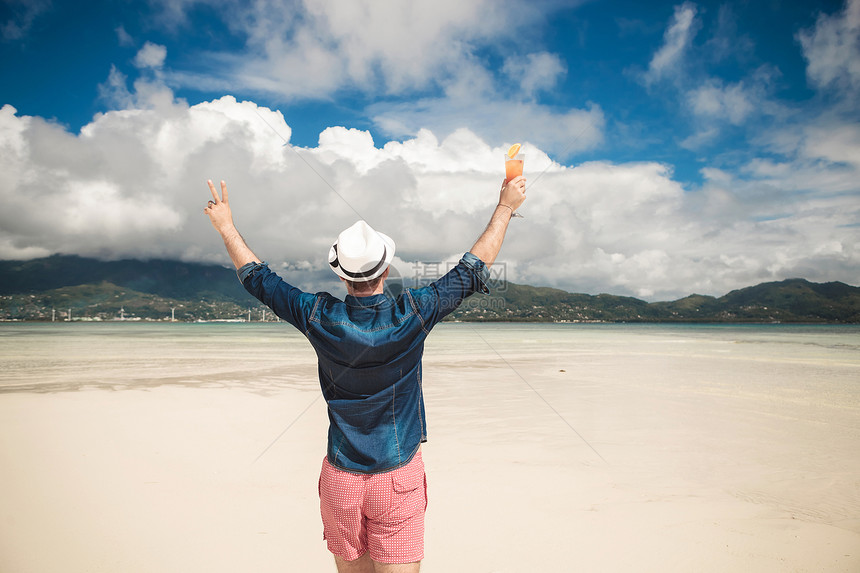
506, 143, 521, 158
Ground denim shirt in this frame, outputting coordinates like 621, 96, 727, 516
239, 252, 490, 474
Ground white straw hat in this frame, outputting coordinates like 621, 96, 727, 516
328, 220, 395, 282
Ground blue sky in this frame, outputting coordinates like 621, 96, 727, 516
1, 0, 858, 300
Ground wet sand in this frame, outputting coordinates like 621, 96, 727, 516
0, 323, 858, 572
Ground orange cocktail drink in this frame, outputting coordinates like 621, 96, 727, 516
504, 143, 524, 183
503, 143, 525, 217
504, 154, 524, 182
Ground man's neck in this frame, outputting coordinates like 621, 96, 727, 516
347, 281, 385, 297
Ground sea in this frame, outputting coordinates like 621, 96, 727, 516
1, 321, 858, 394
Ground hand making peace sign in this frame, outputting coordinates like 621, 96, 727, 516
203, 179, 235, 234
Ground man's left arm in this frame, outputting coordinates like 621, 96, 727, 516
203, 179, 260, 270
409, 253, 491, 328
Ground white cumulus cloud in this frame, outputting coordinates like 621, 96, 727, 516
798, 0, 860, 97
143, 0, 600, 160
154, 0, 511, 98
1, 82, 858, 300
134, 42, 167, 69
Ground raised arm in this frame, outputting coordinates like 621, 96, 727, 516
468, 175, 526, 267
203, 179, 260, 270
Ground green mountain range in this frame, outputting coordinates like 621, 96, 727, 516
1, 255, 858, 323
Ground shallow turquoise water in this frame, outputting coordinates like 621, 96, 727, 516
1, 321, 857, 393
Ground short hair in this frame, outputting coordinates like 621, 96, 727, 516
346, 273, 385, 293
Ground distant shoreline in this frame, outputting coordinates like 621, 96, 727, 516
2, 257, 858, 323
3, 318, 859, 326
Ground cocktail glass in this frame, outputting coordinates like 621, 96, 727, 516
504, 153, 525, 218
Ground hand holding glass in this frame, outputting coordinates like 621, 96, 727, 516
504, 152, 525, 218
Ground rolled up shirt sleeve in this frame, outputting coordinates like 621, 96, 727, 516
407, 252, 492, 328
239, 262, 316, 332
236, 260, 267, 284
460, 251, 491, 295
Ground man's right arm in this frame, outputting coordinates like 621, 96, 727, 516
468, 176, 526, 267
203, 179, 260, 270
202, 179, 318, 332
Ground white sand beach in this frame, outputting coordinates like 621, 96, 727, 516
1, 323, 858, 572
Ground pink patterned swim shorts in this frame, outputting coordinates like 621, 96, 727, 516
319, 451, 427, 564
